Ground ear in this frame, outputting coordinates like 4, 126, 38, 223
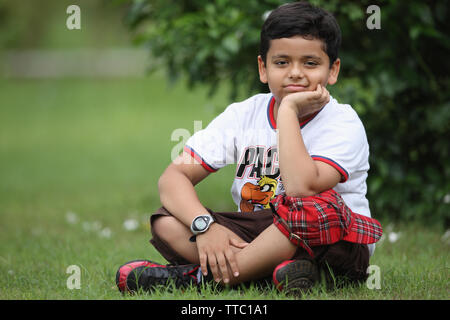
327, 58, 340, 85
257, 55, 268, 84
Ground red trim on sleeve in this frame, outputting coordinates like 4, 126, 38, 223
267, 96, 277, 130
183, 146, 217, 173
311, 155, 349, 182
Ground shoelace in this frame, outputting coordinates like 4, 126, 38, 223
169, 265, 201, 287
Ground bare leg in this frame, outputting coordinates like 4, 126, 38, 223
226, 224, 297, 286
152, 216, 199, 263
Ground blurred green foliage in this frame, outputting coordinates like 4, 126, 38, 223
0, 0, 131, 49
124, 0, 450, 225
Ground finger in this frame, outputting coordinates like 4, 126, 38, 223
319, 87, 327, 102
199, 251, 208, 276
224, 248, 240, 278
310, 84, 323, 101
323, 87, 330, 104
216, 252, 230, 284
316, 83, 323, 96
208, 253, 221, 282
315, 85, 326, 100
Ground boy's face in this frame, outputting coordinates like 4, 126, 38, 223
258, 36, 340, 107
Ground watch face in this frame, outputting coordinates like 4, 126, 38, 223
194, 217, 208, 230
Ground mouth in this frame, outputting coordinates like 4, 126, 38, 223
284, 84, 309, 92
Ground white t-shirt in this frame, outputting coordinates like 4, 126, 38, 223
185, 93, 374, 253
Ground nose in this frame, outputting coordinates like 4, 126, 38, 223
288, 63, 304, 79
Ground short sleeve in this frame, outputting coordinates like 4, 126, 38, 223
307, 109, 369, 182
184, 104, 239, 172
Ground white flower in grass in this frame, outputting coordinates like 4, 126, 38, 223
388, 232, 400, 243
99, 227, 112, 238
123, 219, 139, 231
66, 211, 79, 224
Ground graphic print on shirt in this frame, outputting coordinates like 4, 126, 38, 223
236, 146, 280, 212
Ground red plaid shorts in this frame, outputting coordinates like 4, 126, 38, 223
270, 189, 383, 258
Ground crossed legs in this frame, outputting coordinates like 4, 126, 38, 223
152, 215, 297, 286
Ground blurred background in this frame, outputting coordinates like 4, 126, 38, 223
0, 0, 236, 218
1, 0, 448, 225
0, 0, 448, 299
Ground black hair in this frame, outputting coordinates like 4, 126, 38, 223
260, 1, 341, 67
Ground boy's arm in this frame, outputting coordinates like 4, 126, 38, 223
277, 85, 341, 197
158, 152, 211, 226
158, 151, 243, 283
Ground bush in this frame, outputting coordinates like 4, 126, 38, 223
124, 0, 450, 225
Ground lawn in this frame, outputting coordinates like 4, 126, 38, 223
0, 76, 448, 300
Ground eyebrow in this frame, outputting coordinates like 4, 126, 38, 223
271, 54, 322, 61
271, 54, 290, 60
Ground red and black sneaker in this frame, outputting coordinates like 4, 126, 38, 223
115, 259, 205, 293
272, 259, 319, 295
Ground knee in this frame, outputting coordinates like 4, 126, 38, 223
151, 216, 185, 243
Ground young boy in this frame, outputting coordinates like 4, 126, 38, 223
116, 1, 382, 294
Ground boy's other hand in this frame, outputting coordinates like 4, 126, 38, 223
196, 223, 246, 284
280, 84, 330, 118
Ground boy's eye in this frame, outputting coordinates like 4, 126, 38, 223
305, 61, 318, 67
274, 60, 288, 66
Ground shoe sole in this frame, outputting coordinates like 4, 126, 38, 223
274, 259, 319, 295
116, 259, 159, 293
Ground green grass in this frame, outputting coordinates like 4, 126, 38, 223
0, 76, 448, 300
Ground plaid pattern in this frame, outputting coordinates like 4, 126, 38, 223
270, 189, 383, 258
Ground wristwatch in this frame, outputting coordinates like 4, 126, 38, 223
190, 214, 215, 235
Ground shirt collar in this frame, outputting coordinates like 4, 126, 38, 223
267, 95, 326, 130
